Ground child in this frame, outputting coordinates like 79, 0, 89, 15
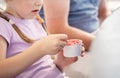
0, 0, 78, 78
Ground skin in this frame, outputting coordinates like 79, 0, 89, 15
6, 0, 43, 19
98, 0, 110, 24
43, 0, 110, 51
0, 0, 78, 77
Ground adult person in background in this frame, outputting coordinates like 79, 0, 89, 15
40, 0, 109, 51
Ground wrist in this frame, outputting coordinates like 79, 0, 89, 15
54, 60, 64, 72
32, 41, 46, 55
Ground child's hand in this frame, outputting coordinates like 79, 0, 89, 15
54, 45, 85, 71
81, 43, 85, 57
34, 34, 67, 55
54, 51, 78, 71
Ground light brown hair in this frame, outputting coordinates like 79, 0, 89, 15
0, 11, 47, 43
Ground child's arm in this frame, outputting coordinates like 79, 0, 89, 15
0, 34, 67, 78
0, 36, 45, 78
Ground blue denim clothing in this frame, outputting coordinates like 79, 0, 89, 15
69, 0, 100, 33
40, 0, 100, 33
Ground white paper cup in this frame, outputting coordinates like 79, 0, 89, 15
63, 39, 82, 57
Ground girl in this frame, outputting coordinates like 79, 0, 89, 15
0, 0, 79, 78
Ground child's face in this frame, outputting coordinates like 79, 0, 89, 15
6, 0, 43, 19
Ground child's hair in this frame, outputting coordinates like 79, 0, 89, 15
0, 10, 47, 43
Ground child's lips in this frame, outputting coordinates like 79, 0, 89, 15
32, 10, 39, 13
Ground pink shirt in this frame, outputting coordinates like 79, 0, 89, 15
0, 14, 66, 78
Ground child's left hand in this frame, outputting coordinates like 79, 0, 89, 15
54, 46, 85, 71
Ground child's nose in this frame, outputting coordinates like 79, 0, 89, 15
35, 2, 41, 6
35, 0, 43, 6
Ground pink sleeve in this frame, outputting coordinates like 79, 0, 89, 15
0, 18, 13, 44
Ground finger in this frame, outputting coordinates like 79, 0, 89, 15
81, 52, 85, 57
66, 57, 78, 62
82, 46, 85, 52
71, 57, 78, 62
56, 45, 65, 53
70, 57, 78, 63
80, 44, 85, 57
81, 48, 85, 57
56, 34, 68, 41
57, 40, 67, 48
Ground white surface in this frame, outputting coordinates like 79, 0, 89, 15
90, 8, 120, 78
64, 52, 91, 78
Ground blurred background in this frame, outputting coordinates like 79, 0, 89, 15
108, 0, 120, 11
64, 1, 120, 78
0, 0, 120, 11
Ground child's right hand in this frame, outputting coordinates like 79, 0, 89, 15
33, 34, 68, 55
